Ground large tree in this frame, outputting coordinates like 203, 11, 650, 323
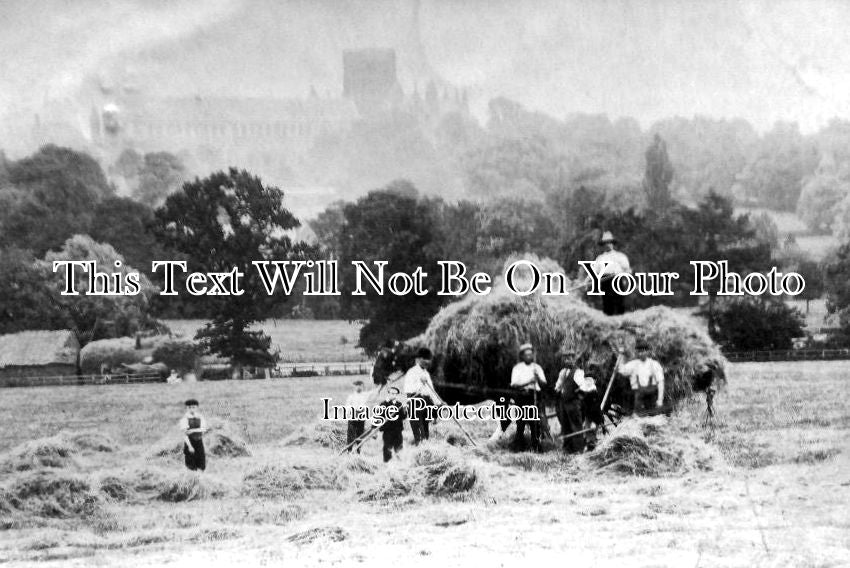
824, 242, 850, 332
41, 235, 158, 345
3, 145, 113, 254
339, 180, 446, 353
156, 169, 311, 374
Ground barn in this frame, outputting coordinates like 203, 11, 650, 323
0, 330, 80, 381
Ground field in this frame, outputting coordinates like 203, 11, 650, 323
0, 361, 848, 567
163, 319, 366, 362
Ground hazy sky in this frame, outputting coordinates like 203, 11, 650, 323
2, 0, 849, 132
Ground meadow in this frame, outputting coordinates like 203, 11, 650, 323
163, 319, 367, 363
0, 361, 848, 567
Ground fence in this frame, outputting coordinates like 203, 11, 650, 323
276, 362, 372, 377
0, 372, 163, 388
725, 348, 850, 362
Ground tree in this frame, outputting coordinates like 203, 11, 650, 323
823, 242, 850, 332
3, 145, 113, 254
710, 298, 805, 351
41, 235, 158, 345
797, 173, 849, 233
0, 248, 62, 334
735, 122, 818, 210
89, 197, 163, 268
339, 180, 446, 353
133, 152, 186, 207
642, 134, 674, 212
156, 168, 311, 374
309, 200, 346, 258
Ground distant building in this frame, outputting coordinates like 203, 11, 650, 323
0, 330, 80, 379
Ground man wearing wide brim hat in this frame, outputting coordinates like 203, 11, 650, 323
589, 230, 631, 316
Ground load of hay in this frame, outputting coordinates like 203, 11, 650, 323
418, 264, 725, 403
284, 421, 348, 450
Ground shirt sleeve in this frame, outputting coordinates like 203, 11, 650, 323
620, 253, 631, 274
178, 417, 189, 431
654, 361, 665, 403
536, 364, 546, 385
573, 369, 585, 387
554, 369, 566, 391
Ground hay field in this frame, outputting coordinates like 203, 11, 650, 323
0, 361, 848, 567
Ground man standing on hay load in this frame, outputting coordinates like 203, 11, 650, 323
403, 347, 435, 445
510, 343, 547, 452
179, 399, 207, 471
590, 231, 631, 316
617, 341, 665, 414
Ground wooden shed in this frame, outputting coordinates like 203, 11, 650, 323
0, 330, 80, 380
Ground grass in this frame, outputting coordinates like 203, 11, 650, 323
0, 359, 848, 566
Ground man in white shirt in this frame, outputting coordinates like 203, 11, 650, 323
510, 343, 546, 451
617, 341, 665, 413
554, 349, 586, 454
403, 347, 435, 445
590, 231, 631, 316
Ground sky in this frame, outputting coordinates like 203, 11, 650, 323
1, 0, 849, 133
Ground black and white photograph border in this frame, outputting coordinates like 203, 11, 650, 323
0, 1, 848, 567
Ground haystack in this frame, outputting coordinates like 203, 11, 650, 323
419, 277, 725, 403
241, 460, 348, 498
150, 419, 251, 459
5, 471, 100, 519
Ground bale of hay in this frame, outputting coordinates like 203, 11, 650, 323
150, 419, 250, 459
284, 421, 348, 450
6, 471, 100, 518
156, 471, 226, 502
420, 285, 725, 403
241, 461, 348, 498
1, 436, 77, 471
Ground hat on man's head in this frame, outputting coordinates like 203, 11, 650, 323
352, 379, 364, 386
599, 231, 617, 245
387, 386, 400, 395
518, 342, 534, 355
635, 340, 650, 351
184, 399, 199, 407
416, 347, 433, 360
559, 347, 577, 357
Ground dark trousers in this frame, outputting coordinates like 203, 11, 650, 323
184, 437, 206, 471
513, 391, 542, 451
558, 399, 585, 454
382, 430, 403, 462
601, 278, 626, 316
347, 420, 365, 447
407, 395, 431, 444
633, 386, 659, 413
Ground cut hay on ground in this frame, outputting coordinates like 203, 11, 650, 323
357, 442, 479, 501
4, 471, 100, 519
241, 461, 349, 498
156, 471, 227, 502
150, 419, 251, 459
284, 421, 348, 450
0, 431, 120, 472
587, 416, 721, 477
420, 284, 725, 402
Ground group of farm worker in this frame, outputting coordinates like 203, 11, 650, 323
509, 341, 665, 453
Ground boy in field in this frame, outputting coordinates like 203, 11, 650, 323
179, 399, 207, 471
345, 379, 369, 449
378, 387, 407, 462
